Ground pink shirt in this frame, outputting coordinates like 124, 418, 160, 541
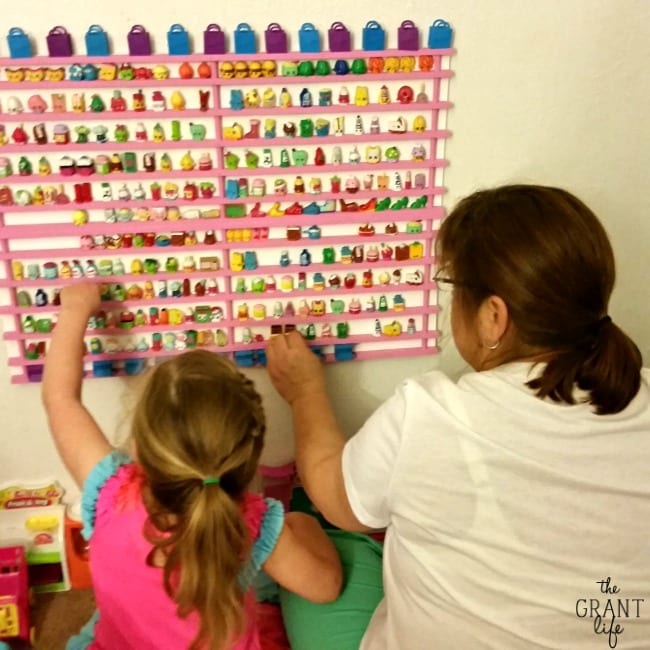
82, 455, 282, 650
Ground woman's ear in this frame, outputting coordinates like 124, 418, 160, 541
477, 295, 509, 348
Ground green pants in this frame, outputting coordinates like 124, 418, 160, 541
280, 530, 384, 650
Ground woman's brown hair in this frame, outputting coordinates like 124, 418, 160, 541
436, 184, 642, 414
131, 350, 266, 649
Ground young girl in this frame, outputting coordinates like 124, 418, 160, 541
42, 283, 342, 650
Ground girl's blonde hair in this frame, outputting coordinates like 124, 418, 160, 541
131, 350, 266, 650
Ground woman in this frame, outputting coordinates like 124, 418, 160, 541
266, 185, 650, 649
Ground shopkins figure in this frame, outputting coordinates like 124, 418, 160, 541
262, 88, 277, 108
264, 118, 277, 139
171, 120, 181, 141
412, 144, 426, 162
259, 60, 274, 78
199, 90, 210, 112
224, 151, 239, 170
418, 55, 434, 72
368, 57, 384, 74
354, 87, 369, 107
68, 63, 84, 81
6, 96, 23, 115
397, 85, 414, 104
354, 115, 364, 135
198, 153, 213, 171
44, 66, 63, 81
134, 66, 152, 80
83, 64, 99, 80
415, 84, 429, 103
87, 94, 104, 112
234, 61, 249, 79
33, 123, 47, 144
196, 61, 212, 79
11, 125, 28, 145
118, 63, 134, 81
132, 90, 146, 111
18, 156, 32, 176
223, 123, 244, 140
170, 91, 186, 110
132, 123, 147, 141
177, 62, 193, 79
219, 62, 235, 78
114, 124, 129, 143
180, 151, 196, 171
27, 94, 47, 113
149, 123, 164, 144
99, 63, 117, 81
189, 123, 206, 141
388, 117, 407, 134
70, 93, 85, 113
38, 157, 51, 175
412, 115, 427, 133
245, 89, 261, 108
384, 57, 400, 73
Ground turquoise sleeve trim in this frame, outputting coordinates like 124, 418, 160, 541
251, 497, 285, 571
81, 450, 131, 541
239, 497, 284, 591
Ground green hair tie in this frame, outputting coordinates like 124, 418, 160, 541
202, 476, 221, 486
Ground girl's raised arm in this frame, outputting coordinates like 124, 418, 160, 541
42, 283, 112, 487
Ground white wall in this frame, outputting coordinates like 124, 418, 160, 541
1, 0, 648, 501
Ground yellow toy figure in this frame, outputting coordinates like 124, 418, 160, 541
170, 91, 186, 110
71, 93, 85, 113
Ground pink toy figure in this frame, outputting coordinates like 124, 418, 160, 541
27, 94, 47, 113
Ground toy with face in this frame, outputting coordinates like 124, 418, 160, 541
234, 62, 249, 79
5, 68, 25, 82
46, 67, 65, 82
245, 89, 261, 108
189, 123, 206, 141
82, 64, 99, 80
281, 61, 298, 77
368, 57, 384, 74
98, 63, 117, 81
418, 55, 434, 72
118, 64, 135, 81
135, 66, 153, 80
28, 95, 47, 113
412, 144, 426, 162
412, 115, 427, 133
152, 65, 170, 80
25, 68, 45, 82
68, 63, 84, 81
354, 86, 369, 107
262, 60, 277, 77
248, 61, 263, 78
399, 56, 416, 72
219, 62, 235, 79
384, 57, 400, 73
365, 146, 381, 164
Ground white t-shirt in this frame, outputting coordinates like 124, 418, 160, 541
342, 363, 650, 649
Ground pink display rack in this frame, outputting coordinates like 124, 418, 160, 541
0, 44, 453, 382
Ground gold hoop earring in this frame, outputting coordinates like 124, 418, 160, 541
483, 340, 500, 350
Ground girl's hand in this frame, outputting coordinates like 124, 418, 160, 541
266, 331, 327, 404
59, 283, 101, 317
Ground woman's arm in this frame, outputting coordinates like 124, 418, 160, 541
266, 332, 372, 532
42, 283, 112, 487
262, 512, 342, 603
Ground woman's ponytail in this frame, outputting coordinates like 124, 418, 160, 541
528, 318, 642, 414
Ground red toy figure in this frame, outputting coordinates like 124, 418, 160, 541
110, 91, 127, 112
11, 126, 28, 145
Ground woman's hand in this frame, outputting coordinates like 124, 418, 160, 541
266, 331, 327, 404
